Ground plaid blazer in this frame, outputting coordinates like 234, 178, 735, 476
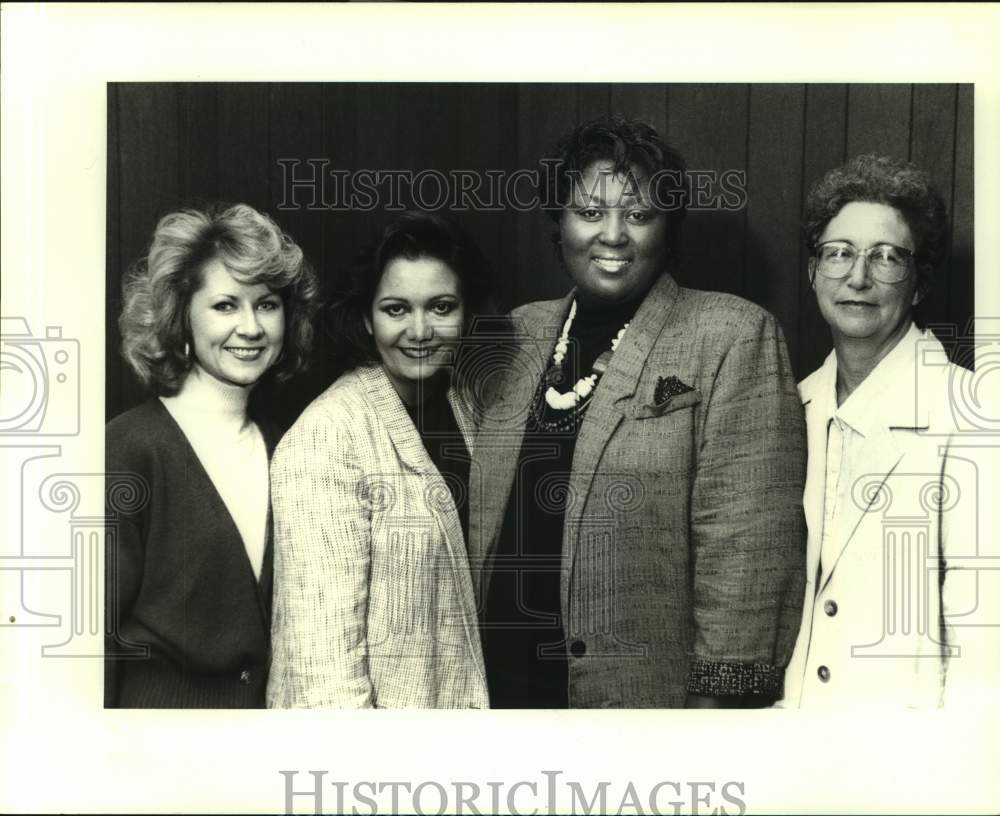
266, 365, 489, 709
469, 273, 807, 707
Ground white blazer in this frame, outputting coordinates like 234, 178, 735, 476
266, 365, 489, 709
781, 324, 997, 708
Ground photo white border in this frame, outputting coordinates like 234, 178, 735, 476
2, 3, 999, 814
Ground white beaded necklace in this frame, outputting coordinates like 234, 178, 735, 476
544, 299, 629, 411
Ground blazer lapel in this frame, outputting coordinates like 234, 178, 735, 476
468, 294, 568, 595
801, 353, 835, 588
563, 275, 683, 595
448, 385, 476, 454
816, 325, 925, 593
358, 365, 430, 473
430, 474, 487, 681
818, 427, 903, 593
361, 365, 486, 676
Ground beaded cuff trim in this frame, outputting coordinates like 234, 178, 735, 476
687, 660, 782, 697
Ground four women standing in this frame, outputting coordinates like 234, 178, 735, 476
107, 121, 986, 710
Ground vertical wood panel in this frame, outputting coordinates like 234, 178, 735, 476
950, 84, 974, 349
515, 84, 578, 305
910, 84, 957, 214
801, 85, 848, 198
745, 84, 805, 368
307, 84, 360, 401
577, 83, 610, 122
798, 84, 848, 377
216, 83, 270, 210
266, 84, 327, 429
116, 83, 180, 415
353, 82, 401, 260
178, 83, 219, 206
609, 84, 667, 134
846, 84, 912, 159
393, 83, 468, 207
448, 83, 520, 313
910, 84, 958, 334
269, 83, 324, 262
666, 84, 749, 296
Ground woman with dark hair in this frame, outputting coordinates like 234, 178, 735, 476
472, 114, 807, 708
781, 155, 992, 707
267, 211, 495, 708
105, 203, 321, 708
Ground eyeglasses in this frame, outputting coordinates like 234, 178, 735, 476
813, 241, 915, 284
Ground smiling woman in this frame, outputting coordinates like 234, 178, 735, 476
105, 203, 320, 708
365, 255, 466, 405
474, 115, 807, 709
267, 211, 499, 708
188, 259, 287, 387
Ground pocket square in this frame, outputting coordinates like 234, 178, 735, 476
653, 375, 695, 406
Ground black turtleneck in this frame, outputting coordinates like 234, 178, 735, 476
404, 385, 471, 548
483, 292, 642, 708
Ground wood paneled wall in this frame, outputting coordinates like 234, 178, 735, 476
106, 83, 974, 428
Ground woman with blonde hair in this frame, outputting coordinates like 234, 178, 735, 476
106, 203, 320, 708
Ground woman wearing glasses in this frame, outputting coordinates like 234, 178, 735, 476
780, 154, 987, 707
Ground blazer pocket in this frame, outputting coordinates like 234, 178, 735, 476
629, 389, 702, 420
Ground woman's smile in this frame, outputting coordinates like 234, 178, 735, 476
591, 255, 632, 273
398, 344, 440, 359
225, 346, 265, 360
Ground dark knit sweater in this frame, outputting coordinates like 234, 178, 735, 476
104, 399, 276, 708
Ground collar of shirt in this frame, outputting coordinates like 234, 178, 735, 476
814, 323, 928, 438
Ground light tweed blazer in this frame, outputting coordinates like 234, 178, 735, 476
266, 365, 489, 709
470, 273, 808, 707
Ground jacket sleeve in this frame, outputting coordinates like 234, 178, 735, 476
266, 405, 375, 708
687, 309, 808, 698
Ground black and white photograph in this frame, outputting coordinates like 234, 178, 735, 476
3, 4, 999, 815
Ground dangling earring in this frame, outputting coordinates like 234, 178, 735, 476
184, 342, 191, 360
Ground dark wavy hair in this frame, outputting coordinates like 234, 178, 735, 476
802, 154, 949, 300
541, 113, 688, 258
327, 211, 499, 371
119, 203, 321, 394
